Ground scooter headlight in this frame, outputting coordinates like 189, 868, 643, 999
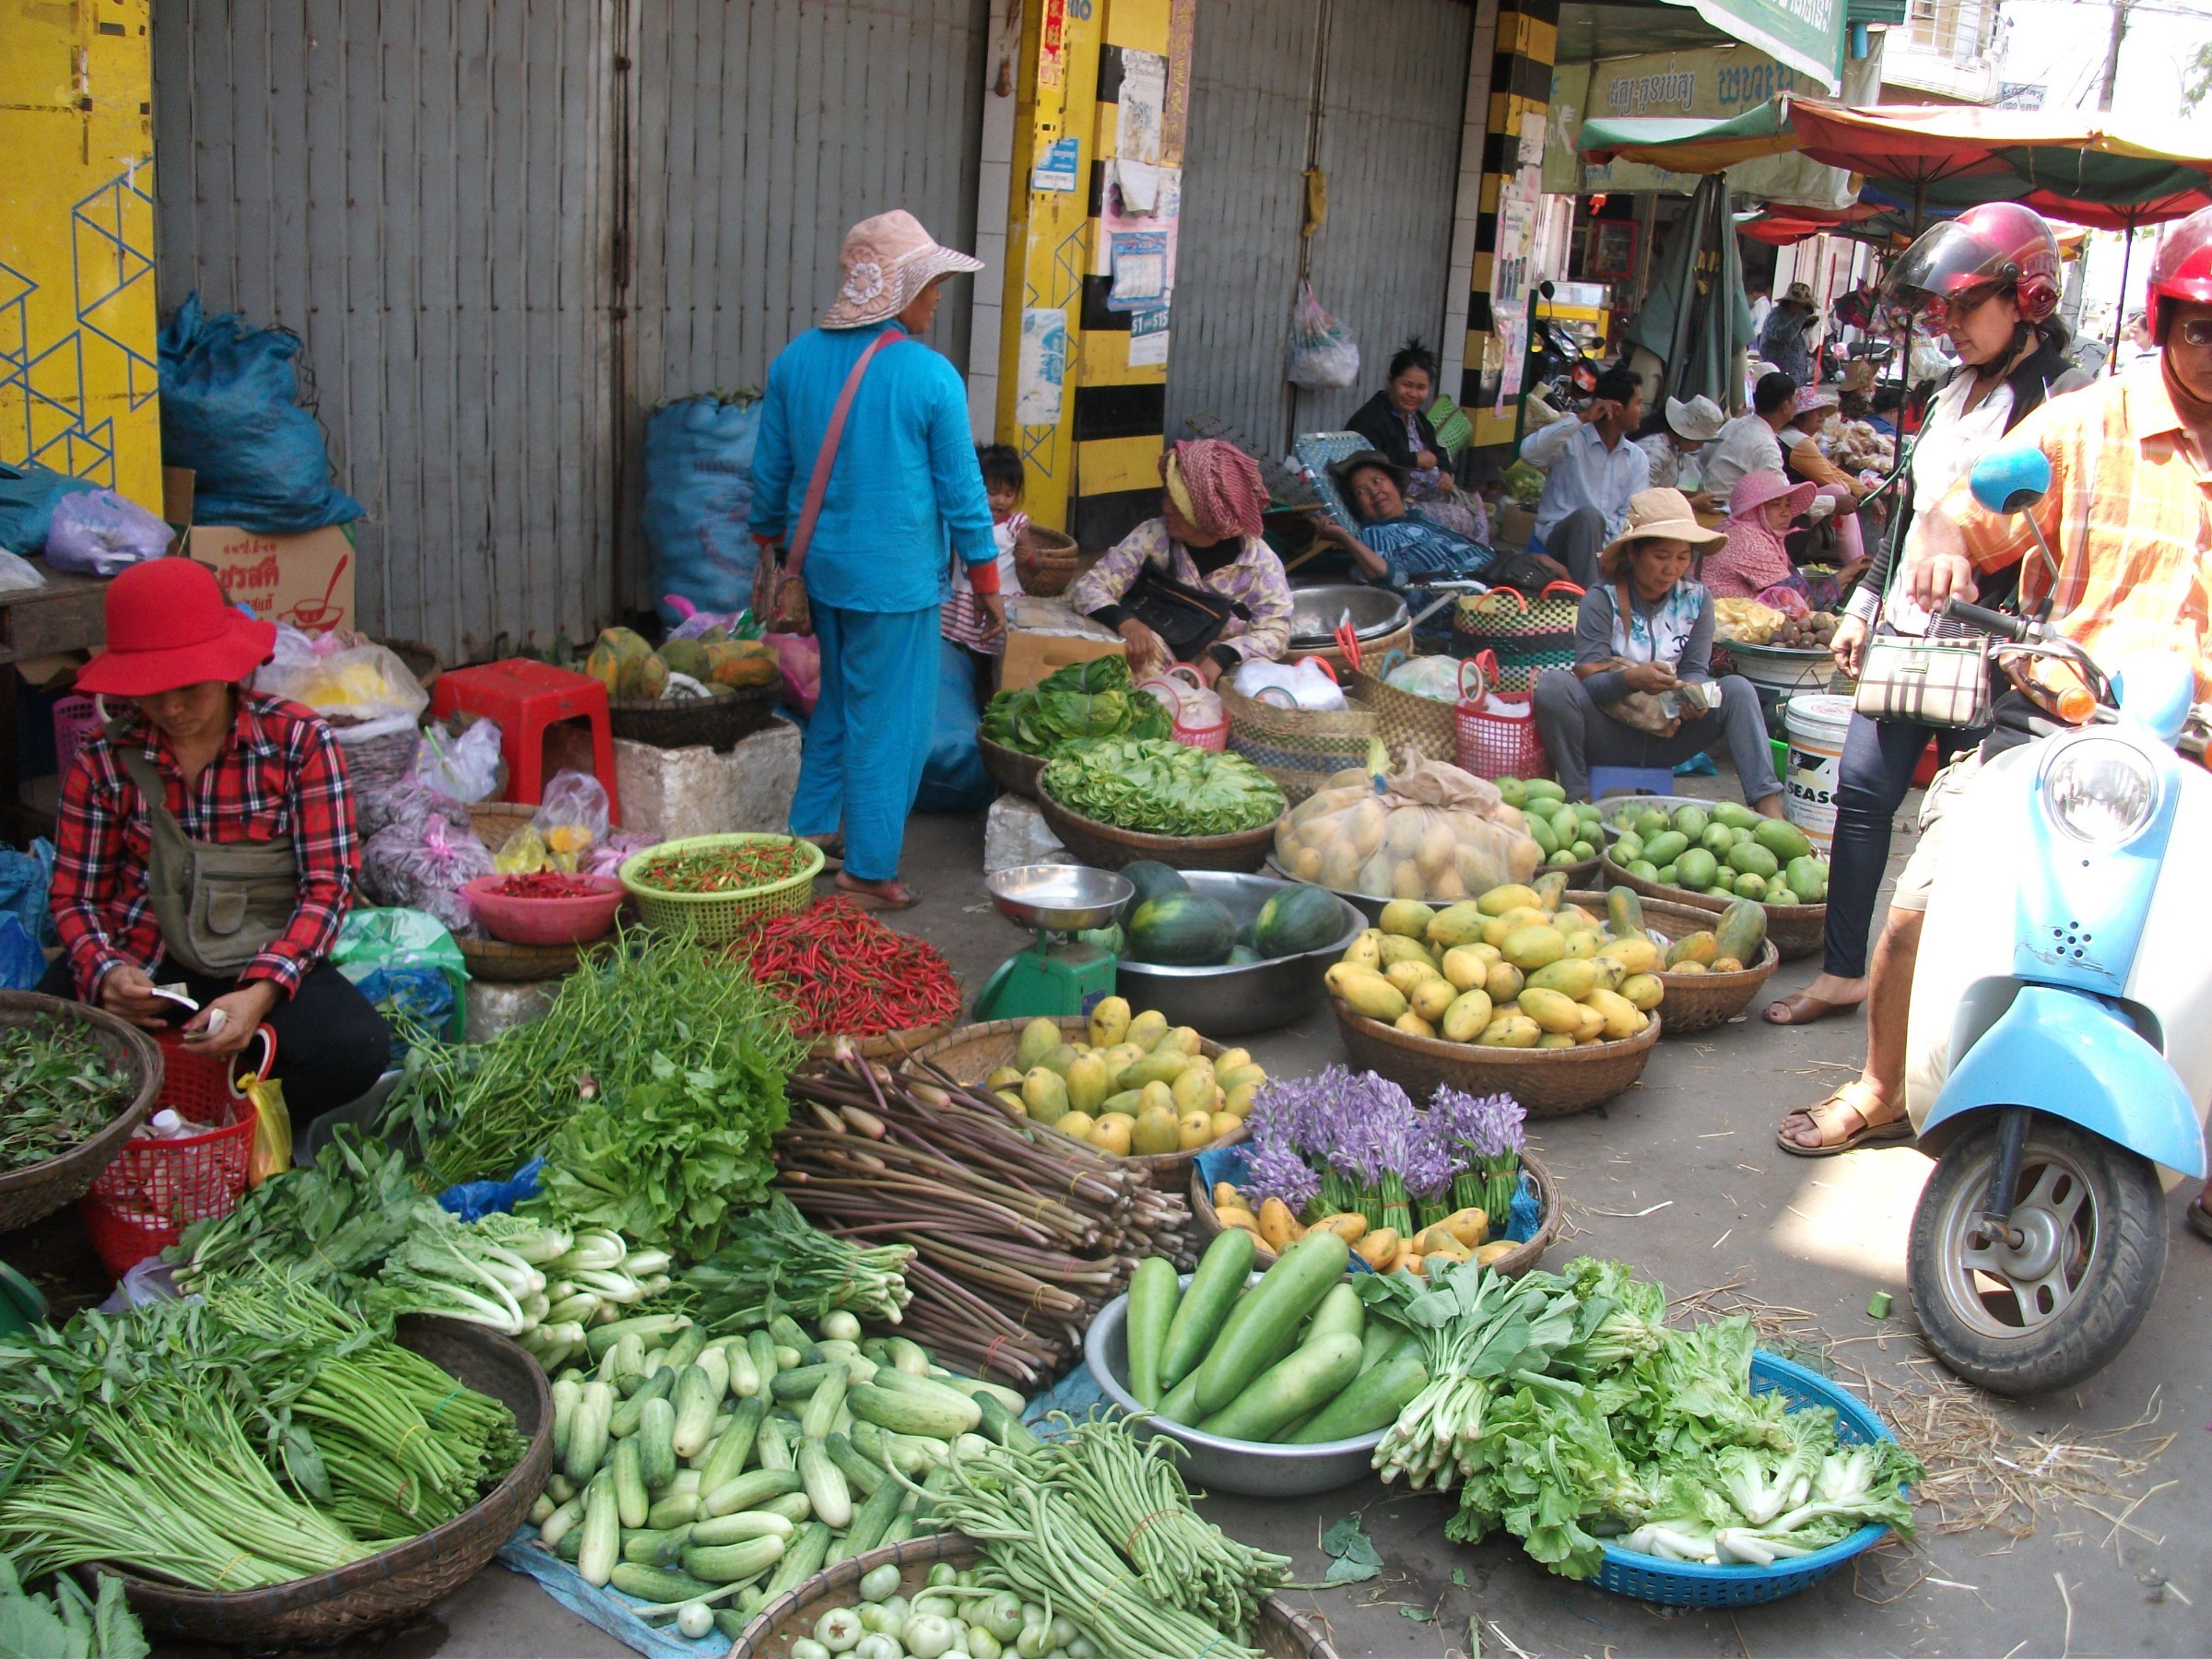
2041, 737, 2158, 845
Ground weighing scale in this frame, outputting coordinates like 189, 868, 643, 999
971, 864, 1134, 1021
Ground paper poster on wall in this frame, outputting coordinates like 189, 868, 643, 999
1108, 232, 1167, 311
1017, 308, 1067, 425
1038, 0, 1067, 90
1128, 306, 1171, 367
1117, 50, 1167, 166
1032, 136, 1080, 193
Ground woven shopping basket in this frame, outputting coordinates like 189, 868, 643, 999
1219, 675, 1378, 805
1455, 651, 1550, 780
1452, 580, 1584, 690
1346, 657, 1459, 765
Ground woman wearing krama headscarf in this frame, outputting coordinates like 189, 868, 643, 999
1066, 440, 1294, 686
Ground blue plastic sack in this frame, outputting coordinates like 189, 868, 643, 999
914, 639, 994, 813
351, 964, 457, 1065
439, 1158, 544, 1221
0, 461, 97, 555
641, 394, 761, 626
157, 293, 364, 534
0, 840, 55, 948
0, 917, 42, 991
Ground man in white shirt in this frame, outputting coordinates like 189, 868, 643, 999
1517, 367, 1650, 586
1699, 371, 1799, 502
1747, 280, 1773, 342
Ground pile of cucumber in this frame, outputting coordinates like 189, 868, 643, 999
1123, 1228, 1429, 1446
783, 1560, 1096, 1659
535, 1308, 1032, 1641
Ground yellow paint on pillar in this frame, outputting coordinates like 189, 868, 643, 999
1075, 434, 1168, 495
1103, 0, 1171, 53
0, 0, 161, 512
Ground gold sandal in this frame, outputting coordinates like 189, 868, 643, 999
1776, 1086, 1913, 1159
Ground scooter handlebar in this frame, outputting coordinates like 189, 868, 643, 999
1940, 598, 2032, 642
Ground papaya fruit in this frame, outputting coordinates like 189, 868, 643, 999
1672, 960, 1711, 975
1562, 930, 1600, 959
1379, 900, 1436, 939
1518, 987, 1583, 1035
1441, 988, 1494, 1043
1583, 986, 1644, 1039
1712, 898, 1769, 965
1605, 887, 1647, 941
1594, 935, 1659, 975
658, 637, 710, 680
703, 640, 782, 688
1526, 959, 1599, 1000
1618, 972, 1665, 1011
1531, 870, 1568, 912
1712, 957, 1744, 973
1665, 931, 1719, 968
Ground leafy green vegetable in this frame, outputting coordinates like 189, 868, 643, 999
1041, 737, 1285, 837
0, 1017, 138, 1174
1320, 1515, 1382, 1584
981, 654, 1171, 757
680, 1194, 913, 1328
171, 1126, 422, 1296
0, 1551, 149, 1659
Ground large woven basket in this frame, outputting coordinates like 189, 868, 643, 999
729, 1532, 1342, 1658
1191, 1148, 1564, 1278
1035, 782, 1278, 873
1295, 622, 1412, 682
1345, 665, 1459, 765
455, 933, 593, 984
1565, 888, 1780, 1036
807, 1022, 959, 1065
1332, 998, 1661, 1116
1219, 682, 1378, 790
0, 994, 163, 1234
978, 731, 1049, 800
1600, 853, 1826, 960
1018, 526, 1084, 597
901, 1016, 1240, 1193
97, 1317, 552, 1650
607, 683, 779, 752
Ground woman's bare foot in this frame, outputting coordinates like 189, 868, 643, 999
834, 873, 918, 911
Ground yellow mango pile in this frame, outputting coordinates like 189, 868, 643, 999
1324, 875, 1665, 1049
981, 1001, 1267, 1159
1207, 1187, 1519, 1277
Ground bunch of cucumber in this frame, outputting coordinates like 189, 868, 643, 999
1122, 1229, 1429, 1446
783, 1560, 1097, 1659
534, 1308, 1033, 1640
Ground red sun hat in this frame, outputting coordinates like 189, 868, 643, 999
74, 558, 278, 699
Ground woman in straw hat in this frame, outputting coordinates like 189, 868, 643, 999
750, 211, 997, 910
1530, 488, 1784, 812
41, 558, 391, 1122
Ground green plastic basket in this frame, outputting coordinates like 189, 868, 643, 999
618, 834, 824, 944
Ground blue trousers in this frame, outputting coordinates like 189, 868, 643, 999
791, 603, 939, 882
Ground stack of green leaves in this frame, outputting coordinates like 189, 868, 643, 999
0, 1016, 138, 1174
171, 1125, 421, 1298
1041, 737, 1285, 837
981, 654, 1170, 756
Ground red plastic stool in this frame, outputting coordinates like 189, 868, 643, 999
429, 659, 621, 820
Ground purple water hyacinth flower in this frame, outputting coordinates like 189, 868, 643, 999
1430, 1087, 1525, 1159
1241, 1137, 1322, 1211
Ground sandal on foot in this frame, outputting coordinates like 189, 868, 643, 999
2189, 1197, 2212, 1243
801, 834, 845, 872
834, 874, 918, 912
1762, 991, 1867, 1027
1775, 1085, 1913, 1159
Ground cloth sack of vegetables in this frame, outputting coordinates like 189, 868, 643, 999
1276, 756, 1541, 900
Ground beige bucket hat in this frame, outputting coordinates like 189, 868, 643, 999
1599, 487, 1726, 575
821, 210, 984, 330
1663, 394, 1727, 442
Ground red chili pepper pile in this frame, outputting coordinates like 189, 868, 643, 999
493, 872, 605, 900
741, 898, 962, 1039
630, 837, 814, 895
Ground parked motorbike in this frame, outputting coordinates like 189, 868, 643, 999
1526, 282, 1600, 408
1903, 443, 2210, 1396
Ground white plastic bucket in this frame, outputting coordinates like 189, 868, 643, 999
1783, 693, 1854, 857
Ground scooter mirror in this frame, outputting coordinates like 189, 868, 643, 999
1969, 444, 2052, 514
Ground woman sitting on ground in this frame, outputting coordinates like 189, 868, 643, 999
1635, 394, 1727, 493
1345, 338, 1488, 541
1067, 439, 1293, 686
1530, 488, 1784, 814
1310, 450, 1562, 592
1702, 470, 1816, 603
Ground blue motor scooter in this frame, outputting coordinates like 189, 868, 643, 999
1902, 443, 2211, 1396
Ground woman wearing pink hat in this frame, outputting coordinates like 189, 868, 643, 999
1702, 470, 1816, 603
41, 558, 390, 1121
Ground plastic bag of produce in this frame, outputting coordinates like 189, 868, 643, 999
1382, 655, 1464, 702
1287, 280, 1360, 390
255, 626, 429, 723
1230, 656, 1347, 712
411, 717, 505, 803
43, 489, 173, 576
1273, 757, 1540, 899
355, 775, 473, 844
533, 771, 609, 857
359, 816, 497, 934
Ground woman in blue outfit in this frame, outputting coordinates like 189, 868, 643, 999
749, 211, 1000, 910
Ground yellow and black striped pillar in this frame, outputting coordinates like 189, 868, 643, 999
1464, 0, 1557, 450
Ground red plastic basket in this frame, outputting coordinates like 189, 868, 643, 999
53, 694, 102, 781
80, 1034, 257, 1276
1455, 653, 1551, 781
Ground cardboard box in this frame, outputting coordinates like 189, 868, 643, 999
191, 524, 358, 635
998, 629, 1124, 693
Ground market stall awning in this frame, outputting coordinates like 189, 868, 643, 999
1653, 0, 1844, 88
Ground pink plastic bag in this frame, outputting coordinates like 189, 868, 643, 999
766, 632, 820, 716
1755, 582, 1810, 618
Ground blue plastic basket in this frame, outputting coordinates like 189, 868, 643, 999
1593, 1349, 1903, 1607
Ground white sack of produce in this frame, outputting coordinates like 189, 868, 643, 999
983, 794, 1066, 875
1231, 656, 1347, 712
1275, 756, 1541, 900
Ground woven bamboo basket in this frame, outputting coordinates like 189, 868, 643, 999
455, 934, 594, 983
901, 1015, 1241, 1193
1294, 622, 1413, 682
0, 994, 163, 1234
607, 683, 779, 751
1599, 853, 1826, 960
1035, 782, 1279, 874
98, 1317, 553, 1650
1018, 527, 1084, 597
1190, 1149, 1564, 1278
977, 731, 1049, 800
1332, 997, 1661, 1116
465, 801, 535, 852
1219, 682, 1378, 786
728, 1532, 1343, 1658
1345, 665, 1459, 764
807, 1022, 959, 1064
1564, 888, 1780, 1036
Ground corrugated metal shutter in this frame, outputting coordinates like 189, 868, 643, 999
1166, 0, 1471, 456
151, 0, 622, 664
627, 0, 991, 604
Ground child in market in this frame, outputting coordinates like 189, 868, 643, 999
943, 444, 1033, 656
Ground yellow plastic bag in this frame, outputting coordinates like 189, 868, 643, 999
242, 1071, 293, 1188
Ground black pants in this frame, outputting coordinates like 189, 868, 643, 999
37, 958, 392, 1124
1820, 712, 1985, 978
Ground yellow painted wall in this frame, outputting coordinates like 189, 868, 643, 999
0, 0, 161, 512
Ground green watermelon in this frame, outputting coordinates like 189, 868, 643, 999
1253, 884, 1346, 959
1119, 860, 1190, 924
1126, 893, 1237, 966
1226, 945, 1264, 966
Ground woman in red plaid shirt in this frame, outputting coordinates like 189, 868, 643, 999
41, 559, 390, 1122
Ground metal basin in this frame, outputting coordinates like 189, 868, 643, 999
1114, 870, 1364, 1037
1086, 1274, 1382, 1497
1286, 584, 1407, 649
985, 863, 1133, 933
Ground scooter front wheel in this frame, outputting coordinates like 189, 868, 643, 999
1908, 1115, 2168, 1396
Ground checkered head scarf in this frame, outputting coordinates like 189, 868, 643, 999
1161, 440, 1266, 543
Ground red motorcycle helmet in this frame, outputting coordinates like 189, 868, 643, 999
1883, 202, 2063, 325
2147, 204, 2212, 341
